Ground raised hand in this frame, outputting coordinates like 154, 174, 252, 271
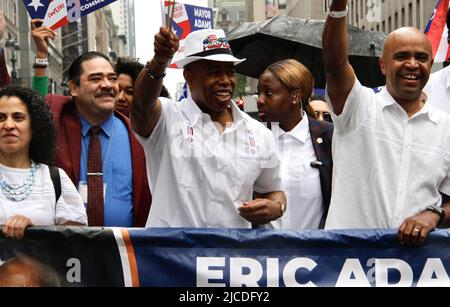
153, 26, 179, 67
31, 19, 56, 59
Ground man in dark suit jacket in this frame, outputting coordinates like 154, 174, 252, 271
45, 52, 151, 227
29, 21, 150, 226
46, 93, 151, 227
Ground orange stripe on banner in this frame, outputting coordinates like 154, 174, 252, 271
120, 228, 139, 287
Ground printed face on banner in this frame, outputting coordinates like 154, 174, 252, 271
162, 1, 214, 68
23, 0, 118, 30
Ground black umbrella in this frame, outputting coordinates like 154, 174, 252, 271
228, 15, 387, 88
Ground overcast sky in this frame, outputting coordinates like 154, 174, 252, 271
134, 0, 208, 98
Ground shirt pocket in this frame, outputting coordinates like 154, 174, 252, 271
299, 162, 322, 199
177, 157, 205, 188
230, 156, 260, 198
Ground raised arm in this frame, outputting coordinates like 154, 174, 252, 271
322, 0, 356, 115
131, 27, 179, 138
30, 19, 56, 96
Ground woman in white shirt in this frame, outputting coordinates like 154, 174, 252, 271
0, 85, 87, 239
257, 59, 333, 229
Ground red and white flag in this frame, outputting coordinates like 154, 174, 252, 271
43, 0, 68, 30
24, 0, 68, 31
425, 0, 450, 63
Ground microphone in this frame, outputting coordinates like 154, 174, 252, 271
310, 161, 323, 168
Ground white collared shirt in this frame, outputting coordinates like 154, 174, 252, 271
325, 80, 450, 229
136, 97, 282, 228
0, 164, 87, 226
271, 116, 324, 230
424, 65, 450, 114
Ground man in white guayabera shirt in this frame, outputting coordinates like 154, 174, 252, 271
322, 0, 450, 246
131, 26, 286, 228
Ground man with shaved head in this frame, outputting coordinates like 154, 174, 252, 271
322, 0, 450, 245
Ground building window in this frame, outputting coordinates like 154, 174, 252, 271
408, 3, 413, 27
279, 0, 287, 10
238, 11, 246, 21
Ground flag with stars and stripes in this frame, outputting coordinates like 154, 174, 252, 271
23, 0, 118, 30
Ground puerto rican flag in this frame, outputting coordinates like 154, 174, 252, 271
425, 0, 450, 63
162, 1, 213, 69
23, 0, 68, 30
23, 0, 118, 31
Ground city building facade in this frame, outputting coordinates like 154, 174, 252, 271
246, 0, 435, 32
2, 0, 64, 92
209, 0, 248, 33
346, 0, 435, 33
110, 0, 136, 57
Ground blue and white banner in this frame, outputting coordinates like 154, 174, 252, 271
131, 228, 450, 287
1, 227, 450, 287
23, 0, 118, 30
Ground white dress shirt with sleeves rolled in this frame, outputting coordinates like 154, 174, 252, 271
325, 79, 450, 229
135, 97, 283, 228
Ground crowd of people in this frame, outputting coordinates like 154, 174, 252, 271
0, 0, 449, 253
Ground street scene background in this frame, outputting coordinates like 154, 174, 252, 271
1, 0, 440, 113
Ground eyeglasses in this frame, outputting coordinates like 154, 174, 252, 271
314, 111, 333, 123
322, 112, 332, 123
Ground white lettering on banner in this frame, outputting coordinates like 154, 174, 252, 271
197, 257, 319, 287
366, 258, 376, 283
80, 0, 105, 12
375, 259, 413, 287
47, 2, 66, 18
230, 258, 263, 287
66, 0, 81, 22
283, 258, 317, 287
266, 258, 279, 287
197, 257, 226, 287
66, 258, 81, 283
194, 8, 211, 19
194, 19, 212, 29
417, 258, 450, 287
336, 259, 371, 287
196, 257, 450, 287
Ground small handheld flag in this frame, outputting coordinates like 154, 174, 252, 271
23, 0, 118, 31
425, 0, 450, 63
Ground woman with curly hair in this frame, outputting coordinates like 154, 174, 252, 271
0, 85, 87, 239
